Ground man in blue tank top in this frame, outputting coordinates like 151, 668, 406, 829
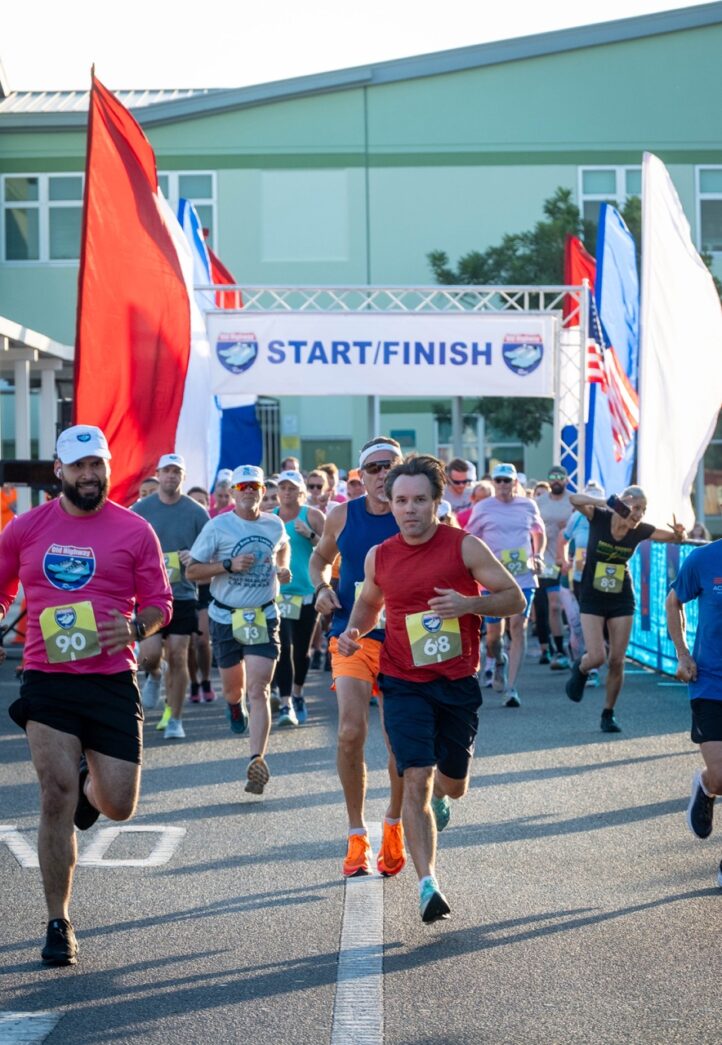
310, 436, 405, 879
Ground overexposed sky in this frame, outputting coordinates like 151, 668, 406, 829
2, 0, 714, 92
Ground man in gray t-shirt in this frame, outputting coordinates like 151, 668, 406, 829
131, 453, 209, 738
187, 464, 290, 798
534, 465, 574, 670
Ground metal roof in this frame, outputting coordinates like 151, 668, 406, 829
1, 2, 720, 129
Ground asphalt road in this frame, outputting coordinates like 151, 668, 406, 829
0, 647, 719, 1045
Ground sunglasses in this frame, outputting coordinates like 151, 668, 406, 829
449, 477, 473, 485
307, 483, 324, 490
233, 481, 262, 492
548, 474, 567, 482
363, 460, 394, 475
494, 477, 513, 484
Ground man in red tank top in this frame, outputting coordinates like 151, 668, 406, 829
338, 455, 524, 923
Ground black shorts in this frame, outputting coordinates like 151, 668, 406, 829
9, 670, 143, 764
578, 598, 634, 620
162, 598, 199, 638
690, 698, 722, 744
196, 584, 212, 612
379, 672, 482, 779
210, 616, 280, 668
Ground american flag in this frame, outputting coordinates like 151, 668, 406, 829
587, 290, 640, 462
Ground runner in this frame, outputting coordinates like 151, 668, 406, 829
534, 465, 574, 668
309, 436, 406, 878
137, 476, 159, 500
273, 469, 325, 726
345, 469, 365, 500
339, 454, 524, 922
132, 454, 209, 739
187, 486, 216, 704
0, 425, 171, 965
444, 458, 476, 516
557, 481, 606, 683
186, 465, 290, 795
565, 485, 685, 731
466, 462, 545, 707
666, 540, 722, 880
210, 470, 234, 517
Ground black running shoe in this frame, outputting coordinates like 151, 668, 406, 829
565, 660, 588, 703
687, 770, 715, 840
74, 755, 99, 831
41, 918, 78, 966
538, 650, 551, 665
600, 709, 622, 733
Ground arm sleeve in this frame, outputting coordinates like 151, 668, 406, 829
134, 523, 173, 624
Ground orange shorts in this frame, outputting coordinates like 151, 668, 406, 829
328, 635, 382, 696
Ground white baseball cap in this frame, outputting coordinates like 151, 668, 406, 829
277, 469, 305, 490
492, 462, 517, 480
157, 453, 186, 471
56, 425, 111, 464
215, 468, 234, 486
231, 464, 264, 486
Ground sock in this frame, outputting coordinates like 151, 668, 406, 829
250, 753, 261, 762
554, 635, 565, 654
419, 874, 437, 895
384, 817, 401, 826
349, 827, 368, 837
699, 774, 715, 798
191, 681, 200, 696
201, 679, 212, 692
485, 656, 495, 672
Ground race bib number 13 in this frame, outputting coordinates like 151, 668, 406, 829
232, 607, 269, 645
405, 611, 461, 667
39, 601, 101, 664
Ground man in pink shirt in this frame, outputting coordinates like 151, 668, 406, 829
0, 425, 172, 967
466, 463, 546, 707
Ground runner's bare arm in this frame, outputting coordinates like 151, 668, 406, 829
98, 605, 166, 655
309, 502, 347, 614
276, 536, 292, 585
650, 516, 686, 543
665, 589, 697, 681
186, 554, 255, 582
428, 535, 525, 619
569, 493, 605, 521
337, 547, 384, 655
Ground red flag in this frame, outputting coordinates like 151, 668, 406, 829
563, 234, 596, 326
208, 246, 243, 311
74, 75, 191, 506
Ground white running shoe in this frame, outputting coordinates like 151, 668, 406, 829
141, 673, 162, 710
164, 716, 186, 739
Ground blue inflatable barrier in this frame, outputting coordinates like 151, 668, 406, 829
628, 541, 698, 675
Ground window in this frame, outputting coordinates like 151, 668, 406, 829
578, 167, 641, 226
3, 174, 83, 262
697, 167, 722, 255
158, 171, 216, 248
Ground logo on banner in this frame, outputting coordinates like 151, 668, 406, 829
216, 333, 259, 374
43, 544, 96, 591
502, 334, 544, 376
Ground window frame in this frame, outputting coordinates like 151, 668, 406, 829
158, 170, 217, 249
577, 165, 642, 227
696, 165, 722, 256
1, 172, 84, 265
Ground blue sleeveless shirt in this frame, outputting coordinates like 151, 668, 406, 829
329, 496, 399, 641
274, 505, 314, 597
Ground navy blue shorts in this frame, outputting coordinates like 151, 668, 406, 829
378, 673, 482, 779
690, 698, 722, 744
210, 616, 280, 668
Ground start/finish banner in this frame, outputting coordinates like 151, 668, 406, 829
205, 311, 557, 397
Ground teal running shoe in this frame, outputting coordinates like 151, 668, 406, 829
431, 794, 451, 832
419, 878, 451, 923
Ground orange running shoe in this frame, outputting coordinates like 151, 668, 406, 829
376, 820, 406, 878
342, 833, 373, 877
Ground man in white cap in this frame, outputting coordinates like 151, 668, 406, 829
131, 453, 210, 738
187, 465, 290, 795
466, 462, 546, 706
0, 425, 172, 966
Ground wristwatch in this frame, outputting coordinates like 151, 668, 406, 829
222, 558, 233, 573
134, 619, 147, 641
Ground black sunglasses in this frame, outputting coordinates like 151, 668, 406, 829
307, 483, 324, 490
449, 477, 473, 485
494, 477, 513, 484
363, 460, 394, 475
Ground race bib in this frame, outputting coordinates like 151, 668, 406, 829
593, 562, 625, 594
163, 551, 181, 585
231, 607, 269, 645
354, 580, 386, 627
39, 601, 101, 664
500, 548, 529, 577
276, 594, 302, 620
540, 562, 561, 580
574, 547, 587, 572
405, 611, 461, 667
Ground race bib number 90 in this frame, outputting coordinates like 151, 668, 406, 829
232, 607, 269, 645
39, 601, 101, 663
163, 552, 182, 585
405, 611, 461, 667
593, 562, 625, 594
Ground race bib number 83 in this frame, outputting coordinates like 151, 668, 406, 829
39, 601, 101, 663
405, 611, 461, 667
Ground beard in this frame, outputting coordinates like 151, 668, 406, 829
550, 482, 565, 496
63, 476, 109, 512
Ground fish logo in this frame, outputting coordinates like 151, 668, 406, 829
77, 432, 91, 442
55, 608, 77, 629
243, 611, 256, 623
502, 335, 544, 376
421, 614, 442, 633
216, 333, 259, 375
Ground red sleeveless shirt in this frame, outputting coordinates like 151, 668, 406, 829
374, 524, 481, 682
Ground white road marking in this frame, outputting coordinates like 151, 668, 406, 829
0, 825, 185, 868
331, 820, 383, 1045
0, 1012, 62, 1043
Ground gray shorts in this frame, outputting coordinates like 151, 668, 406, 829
210, 616, 280, 668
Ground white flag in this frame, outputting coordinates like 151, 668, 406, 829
638, 152, 722, 529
